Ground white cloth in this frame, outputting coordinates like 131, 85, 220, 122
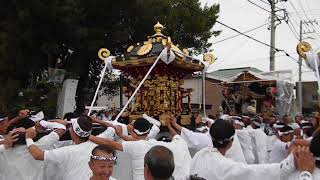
147, 125, 160, 139
269, 138, 290, 163
180, 127, 247, 163
112, 150, 133, 180
236, 129, 255, 164
0, 144, 4, 153
190, 147, 296, 180
0, 132, 60, 180
107, 121, 129, 139
247, 128, 269, 163
285, 168, 319, 180
267, 135, 278, 160
0, 135, 4, 153
143, 114, 161, 127
289, 123, 300, 130
122, 135, 191, 180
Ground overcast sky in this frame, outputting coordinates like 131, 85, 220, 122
199, 0, 320, 82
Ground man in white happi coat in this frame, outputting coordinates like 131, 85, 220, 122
89, 117, 191, 180
269, 125, 294, 163
232, 118, 255, 164
1, 118, 67, 180
170, 117, 247, 163
26, 116, 115, 180
247, 117, 269, 163
190, 119, 302, 180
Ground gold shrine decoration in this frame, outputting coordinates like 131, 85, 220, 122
127, 45, 134, 53
137, 43, 152, 56
126, 75, 185, 115
98, 48, 111, 60
297, 42, 312, 59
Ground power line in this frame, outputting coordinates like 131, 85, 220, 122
176, 0, 309, 69
289, 0, 320, 39
282, 2, 320, 47
212, 22, 269, 44
257, 0, 270, 6
302, 0, 320, 40
286, 19, 300, 40
279, 2, 300, 41
247, 0, 270, 13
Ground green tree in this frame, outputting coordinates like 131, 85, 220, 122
0, 0, 220, 115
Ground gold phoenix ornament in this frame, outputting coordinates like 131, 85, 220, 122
203, 52, 216, 64
297, 42, 312, 59
98, 48, 111, 60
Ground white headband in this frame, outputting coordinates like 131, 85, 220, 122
273, 124, 285, 129
91, 155, 117, 162
133, 128, 150, 136
234, 120, 245, 127
39, 120, 66, 130
212, 135, 234, 145
29, 111, 44, 122
253, 121, 261, 127
278, 130, 294, 136
196, 126, 209, 132
71, 118, 91, 137
0, 117, 8, 122
302, 126, 312, 129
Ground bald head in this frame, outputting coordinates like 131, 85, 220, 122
144, 145, 174, 180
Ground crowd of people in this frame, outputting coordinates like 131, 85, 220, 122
0, 108, 320, 180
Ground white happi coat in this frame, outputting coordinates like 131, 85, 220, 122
236, 129, 255, 164
269, 138, 290, 163
180, 127, 247, 163
190, 147, 296, 180
247, 128, 269, 163
122, 135, 191, 180
44, 128, 115, 180
0, 132, 60, 180
0, 135, 5, 153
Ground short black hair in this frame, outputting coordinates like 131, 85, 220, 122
310, 132, 320, 168
91, 145, 116, 158
63, 112, 77, 121
280, 126, 294, 133
144, 145, 175, 179
133, 118, 151, 136
209, 119, 235, 149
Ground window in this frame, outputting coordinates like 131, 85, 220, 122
312, 95, 318, 101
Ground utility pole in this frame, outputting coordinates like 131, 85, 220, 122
297, 20, 317, 115
298, 20, 303, 115
248, 0, 288, 71
269, 0, 276, 71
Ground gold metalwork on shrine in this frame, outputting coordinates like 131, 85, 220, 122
112, 22, 205, 116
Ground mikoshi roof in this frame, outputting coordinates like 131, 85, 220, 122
112, 22, 205, 75
224, 70, 278, 83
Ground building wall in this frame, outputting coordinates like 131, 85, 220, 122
302, 81, 319, 110
182, 78, 224, 116
56, 79, 78, 118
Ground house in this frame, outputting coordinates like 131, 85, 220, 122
181, 67, 264, 116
